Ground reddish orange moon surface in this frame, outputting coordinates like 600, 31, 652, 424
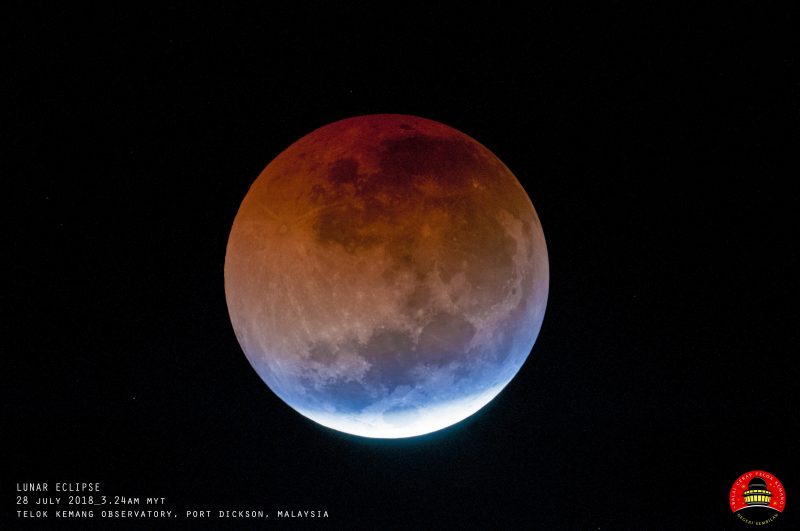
225, 114, 548, 438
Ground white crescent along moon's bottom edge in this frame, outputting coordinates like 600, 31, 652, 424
288, 381, 511, 439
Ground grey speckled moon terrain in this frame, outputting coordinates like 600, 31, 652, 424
224, 114, 548, 438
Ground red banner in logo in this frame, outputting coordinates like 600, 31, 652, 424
729, 470, 786, 513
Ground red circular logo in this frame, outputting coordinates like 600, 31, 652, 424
729, 470, 786, 526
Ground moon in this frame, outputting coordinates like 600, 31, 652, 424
225, 114, 548, 438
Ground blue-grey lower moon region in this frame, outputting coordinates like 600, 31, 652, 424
224, 114, 548, 438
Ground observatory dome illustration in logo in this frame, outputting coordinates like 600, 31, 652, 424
729, 470, 786, 526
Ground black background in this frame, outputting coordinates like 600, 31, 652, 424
4, 4, 798, 529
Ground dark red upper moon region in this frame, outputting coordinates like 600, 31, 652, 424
224, 114, 548, 438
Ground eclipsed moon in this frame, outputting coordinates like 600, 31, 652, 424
224, 114, 548, 438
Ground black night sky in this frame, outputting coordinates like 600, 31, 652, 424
5, 5, 798, 530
